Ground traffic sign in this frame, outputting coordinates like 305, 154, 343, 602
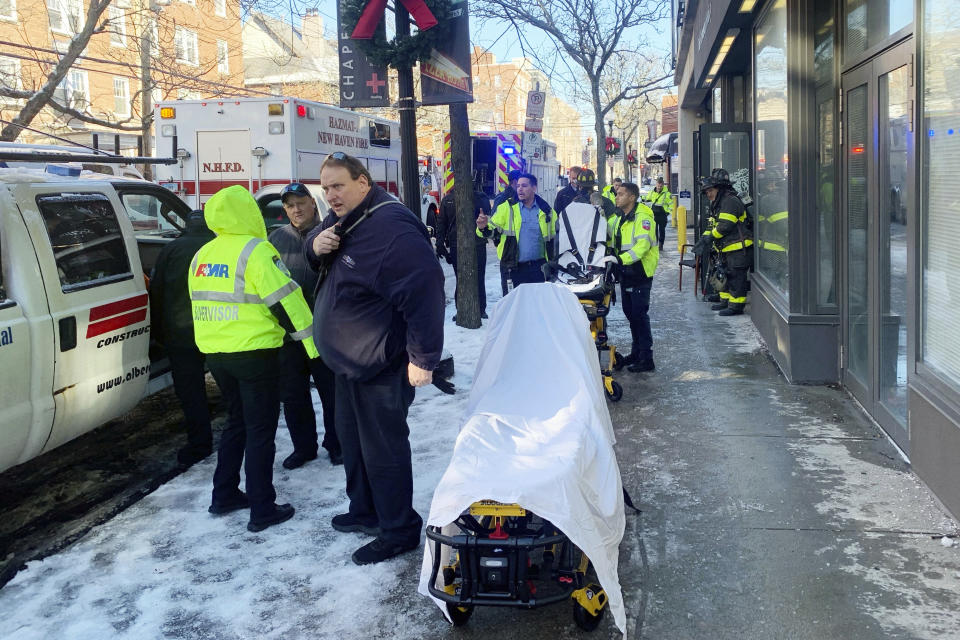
525, 91, 546, 119
522, 131, 542, 159
524, 118, 543, 133
582, 148, 590, 165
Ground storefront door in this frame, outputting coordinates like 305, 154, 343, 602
841, 39, 914, 449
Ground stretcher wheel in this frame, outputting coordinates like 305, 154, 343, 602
605, 380, 623, 402
445, 603, 474, 626
573, 600, 605, 631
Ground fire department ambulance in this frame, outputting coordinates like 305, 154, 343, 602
152, 97, 439, 227
0, 150, 192, 474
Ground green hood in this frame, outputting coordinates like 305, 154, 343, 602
203, 185, 267, 239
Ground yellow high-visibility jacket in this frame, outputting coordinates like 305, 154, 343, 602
188, 185, 318, 358
477, 195, 557, 266
645, 187, 673, 214
611, 202, 659, 278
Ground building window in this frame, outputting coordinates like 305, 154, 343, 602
217, 39, 229, 75
0, 55, 22, 105
113, 77, 129, 116
921, 0, 960, 387
0, 0, 16, 21
712, 83, 722, 123
174, 27, 199, 66
494, 75, 501, 87
214, 0, 225, 17
844, 0, 913, 62
108, 5, 125, 46
177, 0, 195, 5
177, 88, 201, 100
753, 0, 790, 297
814, 0, 837, 308
57, 69, 89, 110
47, 0, 82, 35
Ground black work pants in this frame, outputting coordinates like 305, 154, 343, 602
720, 247, 752, 306
168, 346, 212, 449
208, 349, 281, 520
506, 259, 546, 289
620, 276, 654, 362
654, 214, 668, 249
277, 341, 340, 457
450, 242, 487, 314
335, 359, 422, 545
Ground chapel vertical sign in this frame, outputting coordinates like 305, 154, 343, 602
337, 0, 391, 108
419, 0, 473, 105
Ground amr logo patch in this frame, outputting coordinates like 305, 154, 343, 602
195, 263, 230, 278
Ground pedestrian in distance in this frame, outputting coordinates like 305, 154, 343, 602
189, 185, 319, 532
268, 183, 342, 469
436, 180, 490, 320
305, 152, 445, 566
149, 211, 215, 467
605, 182, 659, 373
645, 177, 672, 252
477, 172, 557, 289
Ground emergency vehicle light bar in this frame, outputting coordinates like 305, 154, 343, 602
0, 152, 177, 165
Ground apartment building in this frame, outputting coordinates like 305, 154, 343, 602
0, 0, 243, 148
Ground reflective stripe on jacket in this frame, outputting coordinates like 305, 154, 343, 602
709, 190, 753, 253
645, 187, 673, 213
188, 185, 318, 358
612, 201, 659, 278
478, 195, 557, 263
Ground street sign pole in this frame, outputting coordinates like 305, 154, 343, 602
395, 5, 420, 216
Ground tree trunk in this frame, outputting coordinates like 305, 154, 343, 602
591, 78, 607, 188
449, 102, 481, 329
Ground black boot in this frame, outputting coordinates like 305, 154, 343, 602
705, 293, 721, 303
711, 301, 728, 311
718, 303, 745, 316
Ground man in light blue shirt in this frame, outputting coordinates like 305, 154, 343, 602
476, 173, 557, 288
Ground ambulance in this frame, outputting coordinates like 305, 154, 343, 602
441, 130, 560, 200
152, 97, 440, 229
0, 147, 192, 474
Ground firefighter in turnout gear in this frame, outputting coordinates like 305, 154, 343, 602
700, 169, 753, 316
606, 182, 659, 372
189, 185, 318, 533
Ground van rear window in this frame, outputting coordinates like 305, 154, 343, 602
369, 122, 391, 148
37, 193, 132, 292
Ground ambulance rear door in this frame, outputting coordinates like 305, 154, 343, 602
195, 129, 252, 205
14, 183, 151, 454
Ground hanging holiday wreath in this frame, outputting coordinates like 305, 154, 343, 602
341, 0, 454, 70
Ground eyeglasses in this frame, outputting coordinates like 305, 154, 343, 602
329, 151, 347, 161
280, 182, 311, 201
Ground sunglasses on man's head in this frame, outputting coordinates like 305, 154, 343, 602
280, 182, 311, 200
329, 151, 347, 161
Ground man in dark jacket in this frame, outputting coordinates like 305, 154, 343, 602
268, 183, 341, 470
436, 184, 490, 318
305, 152, 444, 566
149, 212, 215, 466
554, 166, 581, 215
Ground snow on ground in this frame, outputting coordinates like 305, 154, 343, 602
0, 255, 496, 640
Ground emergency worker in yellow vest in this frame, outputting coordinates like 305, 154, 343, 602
189, 185, 318, 533
701, 169, 754, 316
605, 182, 659, 372
644, 177, 673, 251
476, 172, 557, 288
602, 177, 622, 205
755, 171, 788, 288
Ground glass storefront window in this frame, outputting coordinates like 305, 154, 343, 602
712, 84, 722, 123
754, 0, 789, 297
844, 0, 913, 61
922, 0, 960, 388
815, 0, 836, 308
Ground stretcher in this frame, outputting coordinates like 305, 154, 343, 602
418, 284, 627, 636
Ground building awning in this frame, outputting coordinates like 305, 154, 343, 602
646, 132, 677, 164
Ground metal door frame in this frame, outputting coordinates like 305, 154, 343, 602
840, 39, 914, 449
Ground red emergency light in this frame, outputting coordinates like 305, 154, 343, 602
851, 145, 865, 154
296, 104, 307, 118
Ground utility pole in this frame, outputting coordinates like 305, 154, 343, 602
394, 5, 420, 216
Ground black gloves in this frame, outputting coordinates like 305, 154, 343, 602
693, 234, 713, 256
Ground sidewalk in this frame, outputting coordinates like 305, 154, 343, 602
0, 226, 958, 640
612, 229, 960, 639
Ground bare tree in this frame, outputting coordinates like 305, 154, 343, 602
474, 0, 673, 186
